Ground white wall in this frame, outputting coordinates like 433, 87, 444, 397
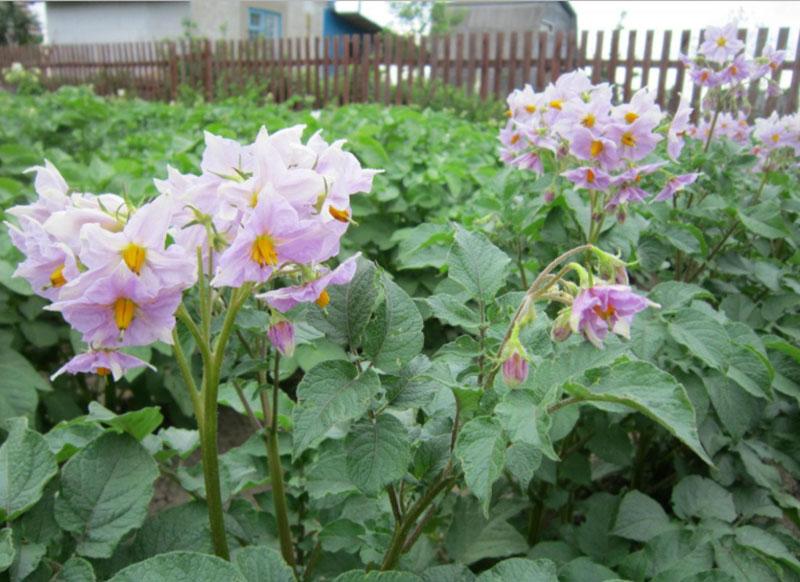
46, 1, 189, 44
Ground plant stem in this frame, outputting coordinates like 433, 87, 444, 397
171, 327, 204, 430
265, 351, 296, 568
477, 299, 486, 384
703, 108, 720, 153
483, 244, 594, 390
527, 481, 548, 545
380, 473, 455, 571
197, 284, 251, 560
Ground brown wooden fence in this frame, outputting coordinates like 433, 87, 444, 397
1, 28, 798, 117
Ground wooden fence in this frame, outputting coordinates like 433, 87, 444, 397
1, 28, 798, 117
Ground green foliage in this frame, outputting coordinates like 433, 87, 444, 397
0, 85, 797, 581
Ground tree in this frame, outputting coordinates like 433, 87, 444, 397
0, 1, 42, 46
389, 0, 466, 36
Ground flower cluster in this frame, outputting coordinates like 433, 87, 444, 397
7, 126, 378, 380
682, 23, 785, 100
500, 70, 699, 215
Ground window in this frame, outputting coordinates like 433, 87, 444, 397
248, 8, 282, 39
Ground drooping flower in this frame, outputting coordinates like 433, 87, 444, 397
668, 99, 693, 160
699, 23, 744, 64
7, 160, 70, 224
654, 172, 700, 202
570, 285, 658, 348
211, 195, 334, 288
49, 267, 182, 347
719, 54, 750, 84
256, 253, 360, 312
267, 320, 296, 357
502, 348, 529, 386
689, 66, 722, 88
51, 349, 155, 381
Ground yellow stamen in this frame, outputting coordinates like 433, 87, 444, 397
525, 104, 537, 113
716, 36, 727, 48
315, 289, 330, 308
250, 191, 259, 208
250, 234, 278, 267
621, 131, 636, 147
586, 168, 596, 183
96, 367, 111, 377
510, 134, 521, 145
593, 304, 617, 321
329, 206, 351, 223
590, 140, 604, 158
624, 111, 639, 124
505, 109, 512, 117
113, 298, 136, 330
582, 113, 596, 128
549, 99, 563, 110
771, 133, 780, 143
730, 65, 738, 75
121, 243, 147, 275
49, 264, 66, 288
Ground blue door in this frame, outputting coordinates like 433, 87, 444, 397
248, 8, 282, 39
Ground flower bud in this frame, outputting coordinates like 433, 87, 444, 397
616, 207, 627, 224
502, 349, 529, 386
267, 320, 295, 358
551, 308, 573, 342
543, 190, 555, 203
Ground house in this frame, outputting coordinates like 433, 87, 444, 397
448, 0, 576, 36
44, 0, 381, 45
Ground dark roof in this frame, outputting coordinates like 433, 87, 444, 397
332, 8, 382, 34
559, 1, 576, 18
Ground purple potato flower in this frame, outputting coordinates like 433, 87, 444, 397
570, 285, 658, 348
49, 266, 183, 347
256, 253, 360, 312
699, 23, 744, 64
52, 349, 155, 381
655, 172, 700, 202
570, 127, 620, 169
561, 167, 611, 191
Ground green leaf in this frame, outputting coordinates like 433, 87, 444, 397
427, 294, 480, 332
455, 417, 506, 516
308, 257, 378, 348
306, 440, 358, 500
54, 557, 96, 582
8, 541, 45, 581
0, 418, 58, 521
612, 490, 674, 542
725, 345, 773, 399
565, 361, 712, 465
55, 432, 159, 558
87, 402, 163, 441
319, 519, 366, 553
109, 551, 246, 582
494, 390, 557, 460
128, 502, 212, 562
0, 350, 49, 424
233, 546, 294, 582
45, 419, 105, 462
476, 558, 558, 581
704, 373, 762, 440
447, 225, 510, 301
663, 222, 707, 255
0, 528, 13, 574
648, 282, 713, 312
737, 207, 789, 240
363, 274, 424, 373
334, 571, 422, 582
672, 476, 736, 523
420, 565, 476, 582
668, 309, 730, 370
504, 442, 541, 489
558, 557, 618, 582
445, 498, 527, 565
734, 526, 800, 573
346, 414, 412, 495
292, 361, 380, 458
0, 260, 33, 295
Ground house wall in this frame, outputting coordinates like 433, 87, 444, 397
449, 1, 575, 35
46, 1, 189, 44
190, 0, 325, 40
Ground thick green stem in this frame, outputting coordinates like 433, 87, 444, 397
380, 473, 455, 571
197, 284, 252, 560
171, 327, 204, 430
265, 352, 296, 568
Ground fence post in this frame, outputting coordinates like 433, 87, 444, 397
203, 38, 213, 101
169, 42, 178, 101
